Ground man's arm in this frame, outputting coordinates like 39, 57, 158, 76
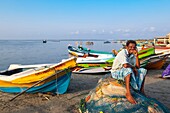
133, 49, 140, 68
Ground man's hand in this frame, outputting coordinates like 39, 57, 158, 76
133, 48, 138, 57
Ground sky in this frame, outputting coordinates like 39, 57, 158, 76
0, 0, 170, 40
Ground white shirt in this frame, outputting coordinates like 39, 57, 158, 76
111, 49, 136, 72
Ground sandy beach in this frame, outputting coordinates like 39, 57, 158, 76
0, 62, 170, 113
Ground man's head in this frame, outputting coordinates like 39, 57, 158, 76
126, 40, 137, 54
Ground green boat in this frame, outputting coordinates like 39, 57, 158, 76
77, 58, 114, 68
138, 47, 155, 59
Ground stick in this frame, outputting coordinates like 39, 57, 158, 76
9, 69, 65, 101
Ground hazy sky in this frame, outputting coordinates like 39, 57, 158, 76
0, 0, 170, 40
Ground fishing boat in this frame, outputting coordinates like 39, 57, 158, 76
68, 45, 85, 57
68, 45, 115, 58
73, 67, 111, 74
77, 45, 154, 59
138, 47, 155, 59
140, 52, 170, 69
43, 40, 47, 43
77, 45, 113, 55
0, 57, 76, 94
104, 41, 111, 44
145, 58, 167, 70
154, 47, 170, 54
138, 45, 170, 55
77, 62, 113, 68
76, 57, 114, 66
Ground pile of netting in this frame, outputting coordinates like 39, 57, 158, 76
79, 77, 169, 113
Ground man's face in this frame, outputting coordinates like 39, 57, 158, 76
126, 43, 136, 54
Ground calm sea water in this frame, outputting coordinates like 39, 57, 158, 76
0, 40, 122, 70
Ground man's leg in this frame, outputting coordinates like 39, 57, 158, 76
125, 74, 137, 104
140, 77, 145, 95
138, 68, 147, 95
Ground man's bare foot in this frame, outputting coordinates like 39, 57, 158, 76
126, 93, 137, 104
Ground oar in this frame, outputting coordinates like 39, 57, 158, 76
9, 69, 65, 101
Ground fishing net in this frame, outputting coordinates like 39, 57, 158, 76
79, 77, 169, 113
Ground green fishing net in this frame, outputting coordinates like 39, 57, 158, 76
79, 77, 169, 113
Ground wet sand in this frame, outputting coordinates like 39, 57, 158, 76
0, 63, 170, 113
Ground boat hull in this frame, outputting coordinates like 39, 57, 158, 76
138, 47, 155, 59
73, 67, 110, 74
0, 57, 77, 94
68, 45, 115, 58
145, 58, 166, 70
0, 69, 72, 94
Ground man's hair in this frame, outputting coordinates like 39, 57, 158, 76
126, 40, 137, 46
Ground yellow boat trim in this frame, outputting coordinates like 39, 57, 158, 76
0, 69, 70, 87
11, 57, 76, 84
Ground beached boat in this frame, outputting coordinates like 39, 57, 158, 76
76, 57, 114, 68
138, 45, 170, 54
155, 49, 170, 55
138, 47, 155, 59
68, 45, 115, 58
76, 46, 154, 59
0, 57, 76, 94
140, 52, 170, 69
77, 62, 112, 68
78, 45, 113, 55
73, 67, 110, 74
145, 58, 167, 69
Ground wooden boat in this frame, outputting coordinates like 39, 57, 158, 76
76, 57, 114, 69
155, 48, 170, 54
78, 45, 113, 55
73, 67, 110, 74
145, 58, 167, 70
76, 57, 114, 63
138, 45, 170, 54
140, 53, 170, 69
0, 57, 76, 94
68, 45, 85, 57
68, 45, 115, 58
138, 47, 155, 59
77, 62, 113, 68
77, 46, 154, 60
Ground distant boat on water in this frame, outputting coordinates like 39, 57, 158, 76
43, 40, 47, 43
104, 41, 111, 44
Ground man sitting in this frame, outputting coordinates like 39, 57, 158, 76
111, 40, 147, 104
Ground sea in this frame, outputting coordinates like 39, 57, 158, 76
0, 40, 122, 70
